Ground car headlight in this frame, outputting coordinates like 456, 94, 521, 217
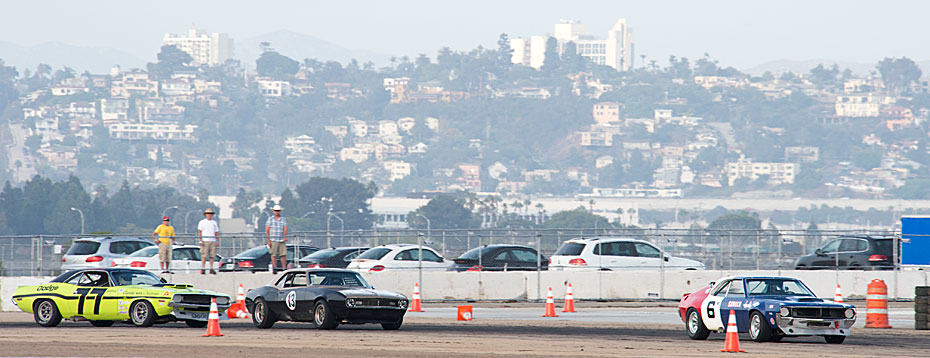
216, 296, 230, 305
845, 308, 855, 319
397, 300, 408, 309
780, 307, 790, 317
346, 298, 360, 308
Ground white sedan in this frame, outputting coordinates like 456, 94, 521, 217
346, 244, 453, 272
112, 244, 222, 273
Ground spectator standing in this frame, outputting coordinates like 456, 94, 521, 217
153, 216, 175, 274
265, 204, 288, 272
198, 208, 220, 274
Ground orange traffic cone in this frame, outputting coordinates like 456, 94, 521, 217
408, 283, 424, 312
202, 298, 224, 337
226, 283, 249, 319
720, 310, 744, 353
561, 283, 576, 313
542, 287, 559, 317
833, 284, 844, 304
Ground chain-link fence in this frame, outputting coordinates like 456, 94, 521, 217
0, 228, 900, 276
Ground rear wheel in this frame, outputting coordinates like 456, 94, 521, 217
381, 316, 403, 330
748, 311, 772, 342
312, 300, 339, 330
185, 320, 208, 328
686, 308, 710, 340
824, 335, 846, 344
90, 320, 114, 327
130, 300, 157, 327
251, 298, 276, 328
33, 300, 62, 327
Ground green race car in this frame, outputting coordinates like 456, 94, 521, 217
12, 268, 231, 328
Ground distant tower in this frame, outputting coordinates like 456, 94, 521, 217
162, 29, 234, 66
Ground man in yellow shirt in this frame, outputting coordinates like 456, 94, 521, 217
153, 216, 176, 274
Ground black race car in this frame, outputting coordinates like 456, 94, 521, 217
245, 268, 408, 330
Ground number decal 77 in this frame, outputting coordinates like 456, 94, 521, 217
75, 288, 108, 315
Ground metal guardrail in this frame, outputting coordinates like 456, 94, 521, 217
0, 228, 900, 277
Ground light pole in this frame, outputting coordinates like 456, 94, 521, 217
413, 213, 431, 239
162, 205, 180, 218
70, 207, 84, 235
183, 209, 200, 234
326, 212, 345, 248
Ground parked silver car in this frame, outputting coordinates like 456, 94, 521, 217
61, 237, 154, 270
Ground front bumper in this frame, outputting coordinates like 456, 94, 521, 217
168, 300, 231, 321
775, 316, 855, 336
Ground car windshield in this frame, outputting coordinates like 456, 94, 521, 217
303, 249, 340, 259
66, 241, 100, 255
357, 247, 391, 260
458, 247, 493, 260
130, 246, 159, 257
554, 243, 585, 256
746, 279, 815, 296
235, 246, 268, 258
110, 270, 162, 286
309, 271, 369, 287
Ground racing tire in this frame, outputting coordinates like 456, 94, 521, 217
916, 303, 929, 314
916, 296, 930, 305
686, 308, 710, 340
130, 300, 157, 327
916, 286, 930, 296
824, 335, 846, 344
312, 300, 339, 330
33, 299, 62, 327
748, 311, 773, 342
251, 298, 276, 329
185, 320, 208, 328
381, 317, 403, 330
90, 320, 115, 327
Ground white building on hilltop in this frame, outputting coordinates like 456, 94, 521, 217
163, 29, 234, 66
510, 18, 634, 71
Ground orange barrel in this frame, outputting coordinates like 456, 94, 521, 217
865, 279, 892, 328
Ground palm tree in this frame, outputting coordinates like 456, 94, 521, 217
523, 199, 531, 215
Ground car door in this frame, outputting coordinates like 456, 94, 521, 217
838, 238, 867, 268
632, 242, 663, 269
812, 239, 840, 268
510, 248, 542, 271
701, 280, 728, 331
72, 271, 112, 319
721, 279, 750, 331
171, 248, 195, 273
489, 249, 512, 271
591, 242, 619, 269
279, 271, 312, 320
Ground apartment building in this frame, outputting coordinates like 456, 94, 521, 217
162, 29, 234, 66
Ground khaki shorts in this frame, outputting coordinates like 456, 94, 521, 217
269, 241, 286, 257
158, 243, 171, 263
201, 241, 217, 258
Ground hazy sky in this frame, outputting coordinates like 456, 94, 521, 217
1, 0, 927, 69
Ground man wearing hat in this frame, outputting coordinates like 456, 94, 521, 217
265, 204, 288, 272
153, 216, 175, 274
198, 208, 220, 274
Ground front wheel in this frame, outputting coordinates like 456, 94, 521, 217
686, 308, 710, 340
312, 300, 339, 330
34, 300, 62, 327
251, 298, 276, 329
748, 311, 772, 342
130, 300, 157, 327
824, 335, 846, 344
382, 316, 403, 330
90, 320, 114, 327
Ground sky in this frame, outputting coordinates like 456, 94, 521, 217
1, 0, 928, 69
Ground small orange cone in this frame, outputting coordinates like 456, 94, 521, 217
562, 283, 576, 313
833, 284, 844, 304
456, 305, 473, 321
202, 298, 224, 337
408, 283, 424, 312
542, 287, 559, 317
226, 284, 249, 319
720, 310, 744, 353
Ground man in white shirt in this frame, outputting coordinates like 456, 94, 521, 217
198, 208, 220, 274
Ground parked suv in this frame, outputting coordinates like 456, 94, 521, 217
61, 237, 154, 270
451, 244, 547, 271
549, 237, 705, 271
794, 236, 896, 270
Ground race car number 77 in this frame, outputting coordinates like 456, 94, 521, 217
75, 288, 107, 315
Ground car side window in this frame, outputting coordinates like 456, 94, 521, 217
109, 241, 133, 255
593, 242, 617, 256
343, 251, 362, 262
173, 249, 192, 260
493, 250, 510, 261
420, 249, 443, 262
727, 280, 745, 297
276, 273, 294, 288
78, 272, 110, 287
713, 281, 730, 296
821, 239, 840, 254
633, 243, 661, 258
64, 273, 82, 285
511, 249, 538, 263
285, 273, 308, 288
394, 250, 415, 261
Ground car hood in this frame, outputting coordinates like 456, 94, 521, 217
755, 295, 849, 306
118, 284, 229, 297
336, 287, 406, 299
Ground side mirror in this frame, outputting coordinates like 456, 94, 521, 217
815, 248, 824, 256
664, 255, 670, 262
708, 281, 716, 288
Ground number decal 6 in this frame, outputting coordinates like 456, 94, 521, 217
707, 300, 716, 319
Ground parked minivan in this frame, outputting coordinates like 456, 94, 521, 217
61, 237, 154, 270
549, 237, 705, 271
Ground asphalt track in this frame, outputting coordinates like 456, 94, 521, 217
0, 303, 928, 357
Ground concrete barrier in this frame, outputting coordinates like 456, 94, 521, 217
3, 270, 929, 311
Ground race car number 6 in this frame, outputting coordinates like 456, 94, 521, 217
706, 300, 715, 319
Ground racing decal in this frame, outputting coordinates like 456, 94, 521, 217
701, 296, 724, 331
74, 288, 107, 315
36, 285, 58, 292
286, 291, 297, 311
727, 301, 742, 308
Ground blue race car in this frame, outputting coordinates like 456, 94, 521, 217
678, 276, 856, 344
